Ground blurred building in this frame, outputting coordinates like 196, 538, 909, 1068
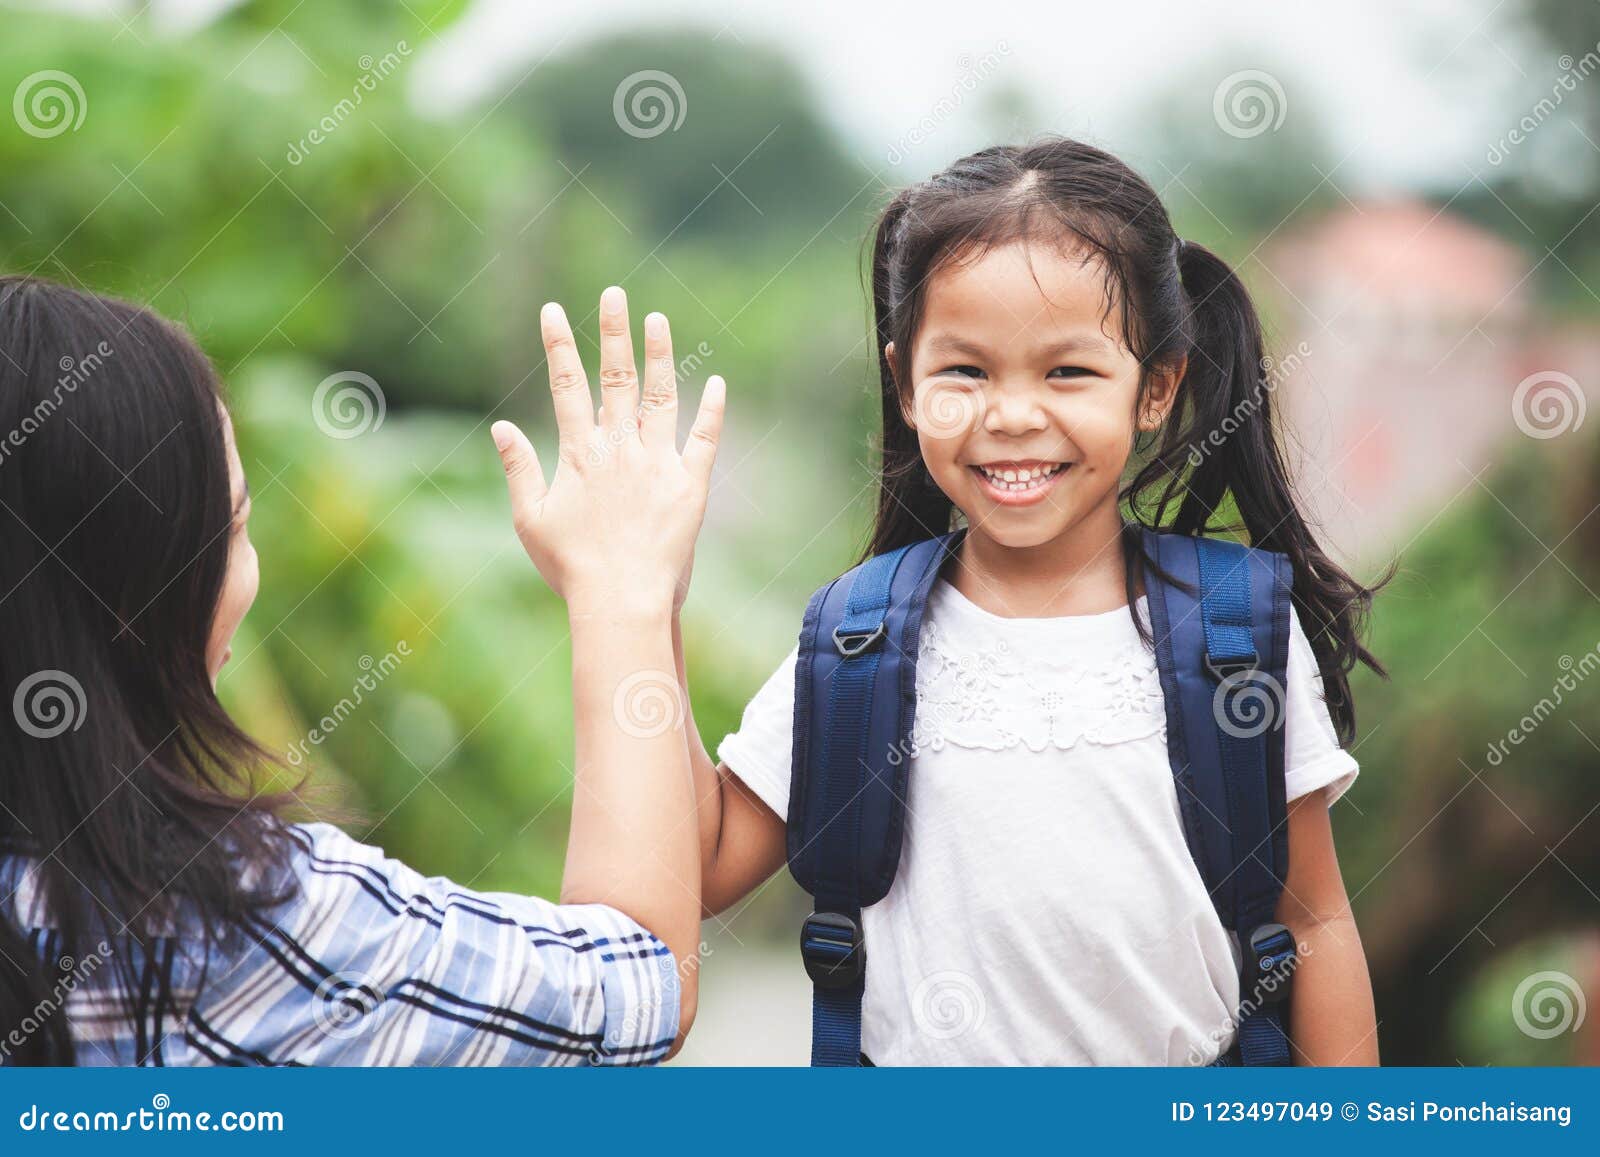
1262, 200, 1582, 566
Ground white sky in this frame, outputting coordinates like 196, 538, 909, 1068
409, 0, 1541, 191
26, 0, 1551, 191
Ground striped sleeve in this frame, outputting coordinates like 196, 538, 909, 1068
184, 823, 679, 1067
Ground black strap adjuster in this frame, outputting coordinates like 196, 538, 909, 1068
833, 622, 886, 658
1245, 922, 1297, 1004
1204, 651, 1259, 683
800, 911, 865, 989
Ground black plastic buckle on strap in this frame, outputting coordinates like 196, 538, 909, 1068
1245, 923, 1298, 1005
833, 622, 886, 658
1204, 651, 1259, 684
800, 911, 866, 989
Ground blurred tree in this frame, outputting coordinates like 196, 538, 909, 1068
1343, 429, 1600, 1063
1448, 0, 1600, 314
0, 0, 542, 410
1132, 58, 1341, 250
509, 31, 869, 245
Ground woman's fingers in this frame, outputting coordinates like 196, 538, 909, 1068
541, 302, 594, 461
639, 311, 678, 449
491, 419, 548, 530
596, 286, 638, 433
681, 375, 725, 486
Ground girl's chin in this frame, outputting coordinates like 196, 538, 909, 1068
970, 519, 1075, 551
957, 500, 1077, 548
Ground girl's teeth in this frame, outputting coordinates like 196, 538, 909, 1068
978, 464, 1064, 492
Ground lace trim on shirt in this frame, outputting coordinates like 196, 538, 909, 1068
910, 616, 1167, 754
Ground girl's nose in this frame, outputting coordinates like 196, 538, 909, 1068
982, 384, 1049, 436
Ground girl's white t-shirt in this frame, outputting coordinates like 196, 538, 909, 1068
717, 578, 1359, 1066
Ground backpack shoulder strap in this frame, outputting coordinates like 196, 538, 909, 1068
787, 531, 960, 1067
1141, 528, 1298, 1066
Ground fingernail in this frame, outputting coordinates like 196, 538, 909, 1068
491, 421, 513, 453
601, 285, 625, 314
541, 302, 565, 326
645, 312, 666, 338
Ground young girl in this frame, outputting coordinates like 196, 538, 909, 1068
685, 138, 1383, 1065
0, 277, 721, 1065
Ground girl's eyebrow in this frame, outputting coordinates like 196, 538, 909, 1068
924, 334, 990, 358
925, 333, 1113, 358
1036, 335, 1115, 357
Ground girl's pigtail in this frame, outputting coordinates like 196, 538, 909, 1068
864, 191, 954, 559
1170, 239, 1287, 539
1170, 240, 1388, 744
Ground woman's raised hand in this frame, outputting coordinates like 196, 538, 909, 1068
492, 286, 724, 617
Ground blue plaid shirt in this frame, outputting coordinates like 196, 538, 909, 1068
1, 823, 680, 1066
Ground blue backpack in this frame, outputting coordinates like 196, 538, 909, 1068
787, 528, 1299, 1066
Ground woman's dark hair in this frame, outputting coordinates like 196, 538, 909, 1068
865, 137, 1386, 744
0, 276, 295, 1064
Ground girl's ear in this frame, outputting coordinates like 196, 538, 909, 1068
887, 341, 917, 428
1139, 355, 1185, 431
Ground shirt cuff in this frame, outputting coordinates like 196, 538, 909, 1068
574, 904, 681, 1065
1285, 749, 1360, 808
716, 732, 791, 822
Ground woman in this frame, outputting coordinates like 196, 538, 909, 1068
0, 276, 721, 1065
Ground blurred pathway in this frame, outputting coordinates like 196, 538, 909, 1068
673, 935, 811, 1067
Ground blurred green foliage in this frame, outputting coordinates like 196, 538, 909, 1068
0, 1, 874, 896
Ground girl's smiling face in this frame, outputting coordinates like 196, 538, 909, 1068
893, 240, 1179, 551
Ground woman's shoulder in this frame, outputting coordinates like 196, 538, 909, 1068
267, 821, 441, 911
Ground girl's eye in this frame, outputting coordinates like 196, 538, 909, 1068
1047, 365, 1094, 380
939, 365, 986, 380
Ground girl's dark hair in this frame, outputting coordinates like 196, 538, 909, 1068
865, 137, 1385, 744
0, 276, 296, 1064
